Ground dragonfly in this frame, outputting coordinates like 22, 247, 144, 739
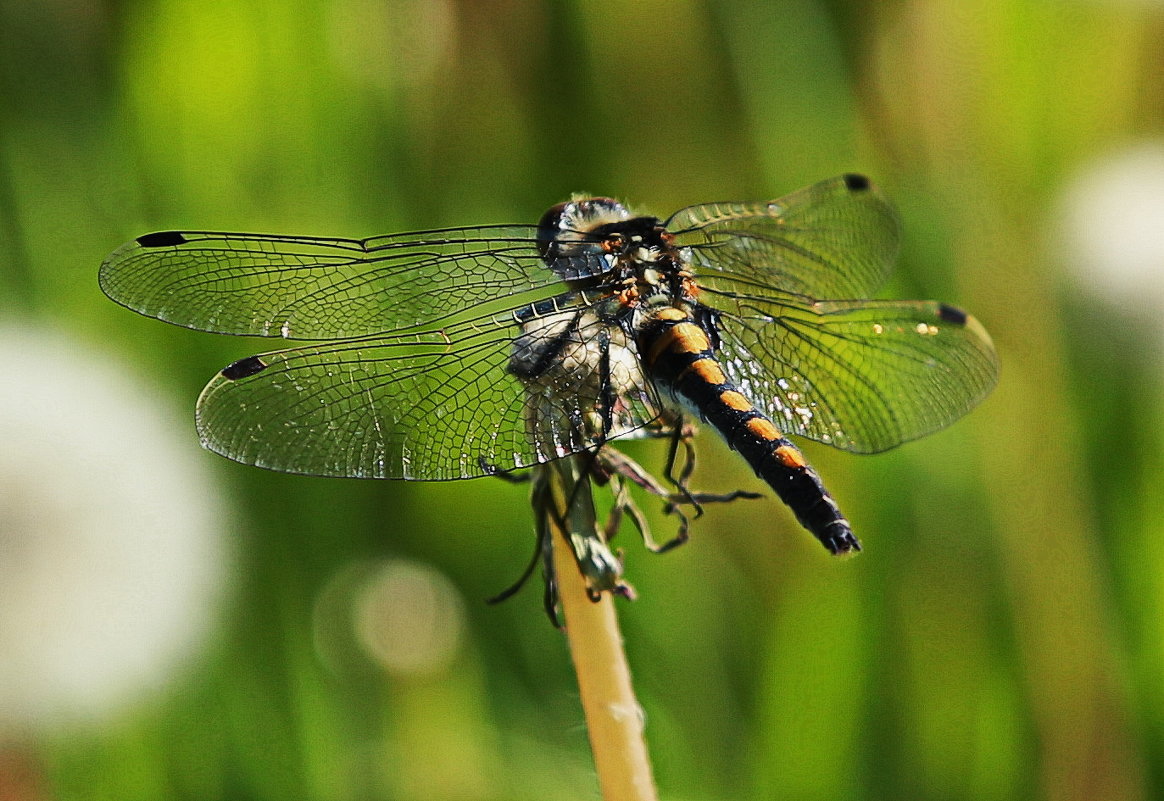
100, 174, 998, 565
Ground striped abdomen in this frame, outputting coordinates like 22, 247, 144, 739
639, 307, 860, 555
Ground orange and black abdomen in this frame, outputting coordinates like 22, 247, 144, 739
640, 308, 860, 555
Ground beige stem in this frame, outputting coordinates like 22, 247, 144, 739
541, 457, 658, 801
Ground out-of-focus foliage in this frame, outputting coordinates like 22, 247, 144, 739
1, 1, 1161, 799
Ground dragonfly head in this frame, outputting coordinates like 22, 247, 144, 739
536, 196, 633, 274
538, 196, 676, 283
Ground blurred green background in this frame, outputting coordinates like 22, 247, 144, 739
2, 1, 1163, 799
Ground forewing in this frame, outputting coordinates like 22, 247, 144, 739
708, 293, 998, 453
99, 226, 573, 339
194, 306, 663, 479
669, 174, 901, 300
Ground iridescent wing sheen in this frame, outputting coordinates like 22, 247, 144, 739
99, 226, 612, 339
704, 290, 998, 453
193, 304, 663, 480
669, 174, 901, 301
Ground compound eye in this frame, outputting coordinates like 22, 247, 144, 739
536, 197, 631, 263
535, 202, 572, 261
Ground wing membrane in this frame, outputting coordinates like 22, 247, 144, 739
670, 174, 901, 300
103, 180, 995, 481
99, 226, 574, 339
708, 292, 998, 453
194, 304, 662, 479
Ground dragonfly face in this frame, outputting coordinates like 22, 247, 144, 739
100, 174, 998, 554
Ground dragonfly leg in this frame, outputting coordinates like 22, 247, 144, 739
594, 435, 761, 554
600, 465, 668, 553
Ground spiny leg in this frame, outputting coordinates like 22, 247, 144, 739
486, 470, 555, 617
595, 440, 761, 553
481, 457, 565, 623
654, 423, 761, 551
486, 509, 563, 628
657, 423, 699, 546
599, 465, 666, 553
660, 431, 760, 513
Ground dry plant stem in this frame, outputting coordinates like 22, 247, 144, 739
543, 457, 659, 801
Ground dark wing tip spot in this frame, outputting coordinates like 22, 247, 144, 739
937, 303, 968, 325
136, 231, 187, 248
842, 173, 871, 192
221, 355, 269, 380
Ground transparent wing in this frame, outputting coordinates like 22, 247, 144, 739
706, 291, 998, 453
99, 226, 610, 339
669, 174, 901, 301
194, 304, 663, 479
